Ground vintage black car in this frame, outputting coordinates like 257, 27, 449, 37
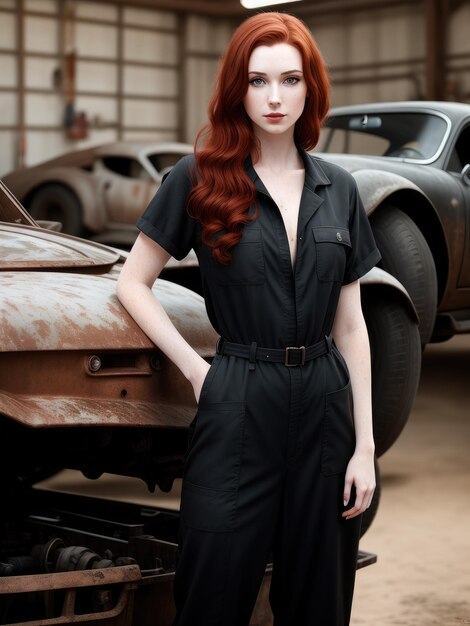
317, 100, 470, 349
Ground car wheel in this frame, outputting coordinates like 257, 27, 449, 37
28, 185, 83, 236
360, 456, 380, 537
361, 291, 421, 457
370, 206, 437, 346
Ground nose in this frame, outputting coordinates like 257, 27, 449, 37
268, 83, 281, 106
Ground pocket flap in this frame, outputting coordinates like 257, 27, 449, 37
239, 227, 262, 243
312, 226, 351, 247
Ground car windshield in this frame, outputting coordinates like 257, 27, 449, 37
318, 112, 448, 161
0, 180, 37, 226
147, 153, 185, 173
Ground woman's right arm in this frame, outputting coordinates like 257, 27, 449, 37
116, 231, 210, 402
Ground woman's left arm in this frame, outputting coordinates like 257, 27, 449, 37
332, 279, 376, 520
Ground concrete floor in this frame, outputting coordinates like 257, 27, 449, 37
40, 335, 470, 625
351, 335, 470, 626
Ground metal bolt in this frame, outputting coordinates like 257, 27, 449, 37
88, 355, 102, 372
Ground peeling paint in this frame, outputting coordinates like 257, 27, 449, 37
1, 271, 216, 352
0, 391, 195, 428
0, 223, 119, 269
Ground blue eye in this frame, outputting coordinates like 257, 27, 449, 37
249, 78, 265, 86
285, 76, 300, 85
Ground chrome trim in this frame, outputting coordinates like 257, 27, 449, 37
325, 108, 453, 166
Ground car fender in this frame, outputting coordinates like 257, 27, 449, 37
352, 169, 432, 216
360, 266, 419, 322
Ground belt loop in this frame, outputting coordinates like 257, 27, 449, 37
248, 341, 257, 371
325, 334, 333, 353
216, 336, 224, 355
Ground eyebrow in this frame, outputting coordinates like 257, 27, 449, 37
248, 70, 303, 75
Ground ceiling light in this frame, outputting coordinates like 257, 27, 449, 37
241, 0, 303, 8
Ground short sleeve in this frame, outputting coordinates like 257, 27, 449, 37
343, 179, 382, 285
136, 154, 197, 261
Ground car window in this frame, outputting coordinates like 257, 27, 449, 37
319, 112, 448, 161
317, 126, 390, 156
147, 153, 184, 173
447, 125, 470, 172
101, 156, 151, 180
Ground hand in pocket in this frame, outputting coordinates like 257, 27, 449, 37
193, 361, 211, 404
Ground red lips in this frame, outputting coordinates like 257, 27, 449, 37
265, 113, 285, 118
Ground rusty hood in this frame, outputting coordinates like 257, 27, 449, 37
0, 219, 214, 353
0, 270, 213, 353
1, 222, 121, 271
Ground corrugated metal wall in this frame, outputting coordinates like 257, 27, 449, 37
0, 0, 469, 176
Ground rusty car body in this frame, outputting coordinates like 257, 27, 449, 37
2, 141, 193, 246
0, 181, 376, 625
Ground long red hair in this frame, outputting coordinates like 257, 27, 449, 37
188, 12, 330, 264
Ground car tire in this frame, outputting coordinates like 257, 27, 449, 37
361, 291, 421, 457
28, 185, 83, 236
370, 206, 437, 346
360, 456, 380, 536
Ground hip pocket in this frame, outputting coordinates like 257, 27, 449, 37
184, 401, 246, 489
180, 481, 239, 532
321, 381, 356, 476
182, 354, 222, 464
198, 353, 221, 407
181, 401, 246, 532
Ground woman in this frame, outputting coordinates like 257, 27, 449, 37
117, 12, 380, 626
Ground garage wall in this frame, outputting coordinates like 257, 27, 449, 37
447, 2, 470, 102
183, 14, 235, 144
1, 1, 469, 176
0, 0, 181, 175
310, 2, 470, 107
309, 5, 426, 106
0, 0, 19, 177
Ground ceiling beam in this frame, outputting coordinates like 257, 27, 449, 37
90, 0, 424, 18
425, 0, 448, 100
295, 0, 420, 16
91, 0, 247, 16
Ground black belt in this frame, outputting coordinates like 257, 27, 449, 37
216, 334, 333, 367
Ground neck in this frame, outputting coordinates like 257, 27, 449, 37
252, 129, 303, 171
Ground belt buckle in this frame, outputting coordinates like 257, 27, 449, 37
284, 346, 306, 367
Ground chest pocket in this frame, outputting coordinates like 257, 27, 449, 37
201, 227, 265, 286
312, 226, 351, 282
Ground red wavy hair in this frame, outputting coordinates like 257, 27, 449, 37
188, 12, 330, 264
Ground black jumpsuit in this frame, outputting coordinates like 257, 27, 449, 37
137, 147, 381, 626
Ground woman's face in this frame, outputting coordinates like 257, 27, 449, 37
243, 42, 308, 140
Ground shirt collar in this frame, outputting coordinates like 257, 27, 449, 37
244, 145, 331, 195
244, 145, 331, 234
298, 145, 331, 191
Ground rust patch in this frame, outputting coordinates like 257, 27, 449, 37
0, 223, 119, 270
0, 564, 141, 594
1, 271, 216, 352
0, 392, 195, 428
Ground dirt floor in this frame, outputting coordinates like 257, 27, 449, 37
40, 335, 470, 625
350, 335, 470, 626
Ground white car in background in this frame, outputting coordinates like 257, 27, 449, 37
2, 141, 193, 247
